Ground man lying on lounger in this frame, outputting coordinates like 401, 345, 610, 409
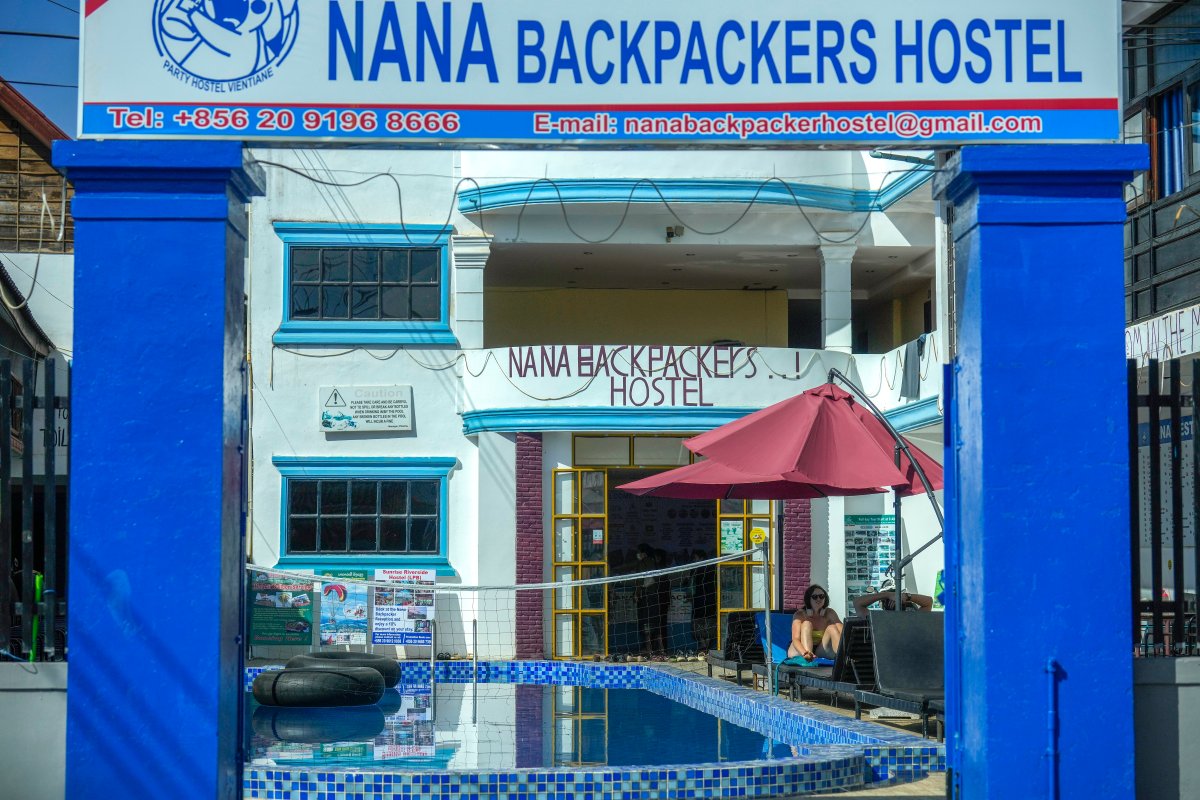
852, 582, 934, 615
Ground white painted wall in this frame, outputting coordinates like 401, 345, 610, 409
242, 147, 942, 658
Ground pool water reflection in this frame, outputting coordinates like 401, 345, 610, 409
246, 683, 796, 771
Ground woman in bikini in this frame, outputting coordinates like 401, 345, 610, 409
789, 584, 843, 661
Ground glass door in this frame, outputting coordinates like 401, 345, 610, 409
715, 498, 774, 648
552, 469, 608, 658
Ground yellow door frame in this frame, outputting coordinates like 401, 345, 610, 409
551, 468, 609, 659
714, 499, 775, 648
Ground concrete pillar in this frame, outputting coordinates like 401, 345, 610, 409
53, 141, 263, 799
936, 145, 1147, 799
819, 242, 857, 353
452, 235, 491, 349
808, 496, 846, 617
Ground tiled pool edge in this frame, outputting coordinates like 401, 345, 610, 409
242, 660, 945, 799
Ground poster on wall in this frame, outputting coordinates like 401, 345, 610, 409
318, 569, 370, 646
719, 520, 744, 555
372, 568, 436, 646
1135, 415, 1197, 597
248, 570, 314, 645
843, 515, 896, 613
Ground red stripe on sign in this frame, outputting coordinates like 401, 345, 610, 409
82, 98, 1120, 112
84, 0, 111, 16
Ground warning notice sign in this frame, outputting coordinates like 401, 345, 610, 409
319, 385, 414, 432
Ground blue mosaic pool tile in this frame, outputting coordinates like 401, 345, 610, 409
244, 755, 864, 800
243, 659, 944, 798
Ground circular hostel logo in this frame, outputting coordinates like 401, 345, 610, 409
153, 0, 299, 89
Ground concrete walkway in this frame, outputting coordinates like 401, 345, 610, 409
808, 773, 944, 798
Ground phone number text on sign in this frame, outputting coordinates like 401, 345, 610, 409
99, 105, 462, 137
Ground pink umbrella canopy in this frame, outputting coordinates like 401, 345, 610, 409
684, 383, 943, 496
847, 400, 943, 497
615, 457, 888, 501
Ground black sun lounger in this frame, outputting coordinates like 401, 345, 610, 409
853, 609, 944, 738
749, 617, 873, 704
787, 617, 875, 705
706, 611, 763, 685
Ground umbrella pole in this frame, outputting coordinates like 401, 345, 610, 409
893, 447, 905, 611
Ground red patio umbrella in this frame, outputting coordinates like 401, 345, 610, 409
616, 457, 887, 501
683, 383, 943, 496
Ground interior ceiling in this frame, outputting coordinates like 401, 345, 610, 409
485, 242, 933, 296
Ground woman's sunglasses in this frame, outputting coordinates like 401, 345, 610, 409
811, 593, 826, 601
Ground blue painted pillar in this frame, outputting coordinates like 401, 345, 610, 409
52, 141, 263, 798
936, 145, 1147, 799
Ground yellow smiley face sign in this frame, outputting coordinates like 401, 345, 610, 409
749, 527, 767, 545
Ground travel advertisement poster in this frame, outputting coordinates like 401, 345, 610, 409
372, 568, 436, 646
318, 569, 370, 646
248, 570, 314, 645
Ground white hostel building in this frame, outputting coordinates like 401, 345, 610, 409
245, 147, 946, 659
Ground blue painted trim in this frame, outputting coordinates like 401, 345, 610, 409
272, 323, 458, 346
271, 223, 457, 347
463, 401, 941, 436
882, 396, 942, 433
272, 457, 457, 573
456, 170, 933, 217
461, 407, 759, 434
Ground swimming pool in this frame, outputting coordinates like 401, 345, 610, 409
242, 661, 943, 799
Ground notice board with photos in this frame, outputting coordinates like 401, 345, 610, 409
844, 515, 895, 612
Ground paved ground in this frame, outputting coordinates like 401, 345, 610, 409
807, 773, 944, 798
670, 659, 944, 797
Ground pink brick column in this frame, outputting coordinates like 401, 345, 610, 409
515, 432, 544, 658
780, 499, 812, 609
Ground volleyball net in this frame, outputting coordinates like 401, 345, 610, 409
243, 546, 771, 662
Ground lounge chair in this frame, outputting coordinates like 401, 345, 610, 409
746, 610, 817, 692
774, 617, 875, 706
853, 609, 944, 738
705, 610, 763, 685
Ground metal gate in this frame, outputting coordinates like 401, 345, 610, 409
1, 356, 69, 662
1128, 358, 1198, 656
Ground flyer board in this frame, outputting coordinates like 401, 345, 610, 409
719, 520, 744, 555
372, 568, 436, 646
248, 571, 315, 645
318, 569, 371, 646
843, 515, 896, 612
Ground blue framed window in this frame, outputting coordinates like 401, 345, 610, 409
273, 457, 457, 574
273, 223, 456, 346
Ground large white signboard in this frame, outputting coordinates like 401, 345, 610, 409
1126, 302, 1200, 367
79, 1, 1119, 145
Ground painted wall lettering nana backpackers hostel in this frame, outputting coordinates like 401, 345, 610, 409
508, 345, 763, 407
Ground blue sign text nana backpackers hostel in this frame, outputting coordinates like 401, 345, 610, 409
79, 0, 1119, 145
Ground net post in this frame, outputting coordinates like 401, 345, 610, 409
472, 618, 478, 685
430, 619, 437, 693
760, 542, 774, 694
